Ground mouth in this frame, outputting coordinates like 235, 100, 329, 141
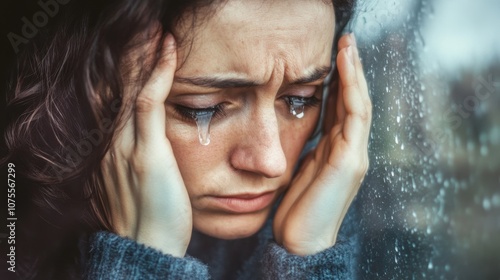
207, 191, 276, 214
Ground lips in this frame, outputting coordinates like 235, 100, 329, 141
208, 191, 276, 213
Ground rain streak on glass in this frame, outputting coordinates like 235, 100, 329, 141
349, 0, 500, 278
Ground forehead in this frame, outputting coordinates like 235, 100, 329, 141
175, 0, 335, 83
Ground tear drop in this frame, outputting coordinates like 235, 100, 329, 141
288, 99, 305, 119
291, 105, 305, 118
195, 111, 214, 145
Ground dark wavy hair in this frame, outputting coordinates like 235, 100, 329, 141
1, 0, 355, 278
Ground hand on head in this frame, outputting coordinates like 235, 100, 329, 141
102, 32, 192, 257
273, 33, 371, 256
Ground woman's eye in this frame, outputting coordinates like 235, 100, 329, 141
284, 96, 321, 119
173, 104, 226, 122
172, 104, 226, 145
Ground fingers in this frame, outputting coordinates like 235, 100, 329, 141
109, 27, 169, 157
349, 36, 372, 147
336, 34, 371, 144
352, 45, 370, 109
134, 34, 177, 147
338, 34, 367, 95
338, 34, 371, 119
122, 22, 163, 91
337, 37, 363, 116
335, 78, 345, 125
322, 79, 337, 132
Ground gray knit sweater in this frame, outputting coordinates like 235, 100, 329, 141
83, 205, 358, 279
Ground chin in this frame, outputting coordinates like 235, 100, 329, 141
192, 208, 271, 240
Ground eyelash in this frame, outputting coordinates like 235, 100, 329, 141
174, 104, 226, 122
283, 96, 322, 109
173, 95, 321, 122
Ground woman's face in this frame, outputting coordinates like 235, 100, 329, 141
165, 0, 335, 239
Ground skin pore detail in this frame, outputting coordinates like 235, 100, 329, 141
163, 0, 336, 240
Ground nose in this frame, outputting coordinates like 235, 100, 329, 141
229, 105, 287, 178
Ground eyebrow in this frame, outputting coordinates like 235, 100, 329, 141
290, 65, 332, 84
174, 76, 259, 88
174, 65, 332, 89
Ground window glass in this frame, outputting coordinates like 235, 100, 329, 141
352, 0, 500, 278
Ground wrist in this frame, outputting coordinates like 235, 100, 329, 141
280, 226, 338, 256
136, 225, 191, 257
282, 236, 336, 256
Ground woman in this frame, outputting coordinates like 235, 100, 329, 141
2, 0, 370, 279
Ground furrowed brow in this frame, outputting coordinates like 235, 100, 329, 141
290, 65, 332, 84
174, 65, 332, 89
174, 76, 260, 88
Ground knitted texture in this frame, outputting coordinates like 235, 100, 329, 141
83, 232, 209, 279
259, 204, 358, 280
83, 205, 358, 279
260, 238, 356, 280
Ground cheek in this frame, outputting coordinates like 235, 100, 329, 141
165, 119, 234, 194
165, 104, 321, 193
166, 122, 219, 191
279, 106, 321, 168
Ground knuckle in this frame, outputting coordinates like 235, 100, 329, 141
159, 52, 176, 68
357, 109, 371, 122
349, 155, 369, 178
351, 111, 366, 122
130, 153, 148, 174
366, 101, 373, 114
355, 162, 365, 177
343, 84, 358, 94
135, 94, 157, 113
